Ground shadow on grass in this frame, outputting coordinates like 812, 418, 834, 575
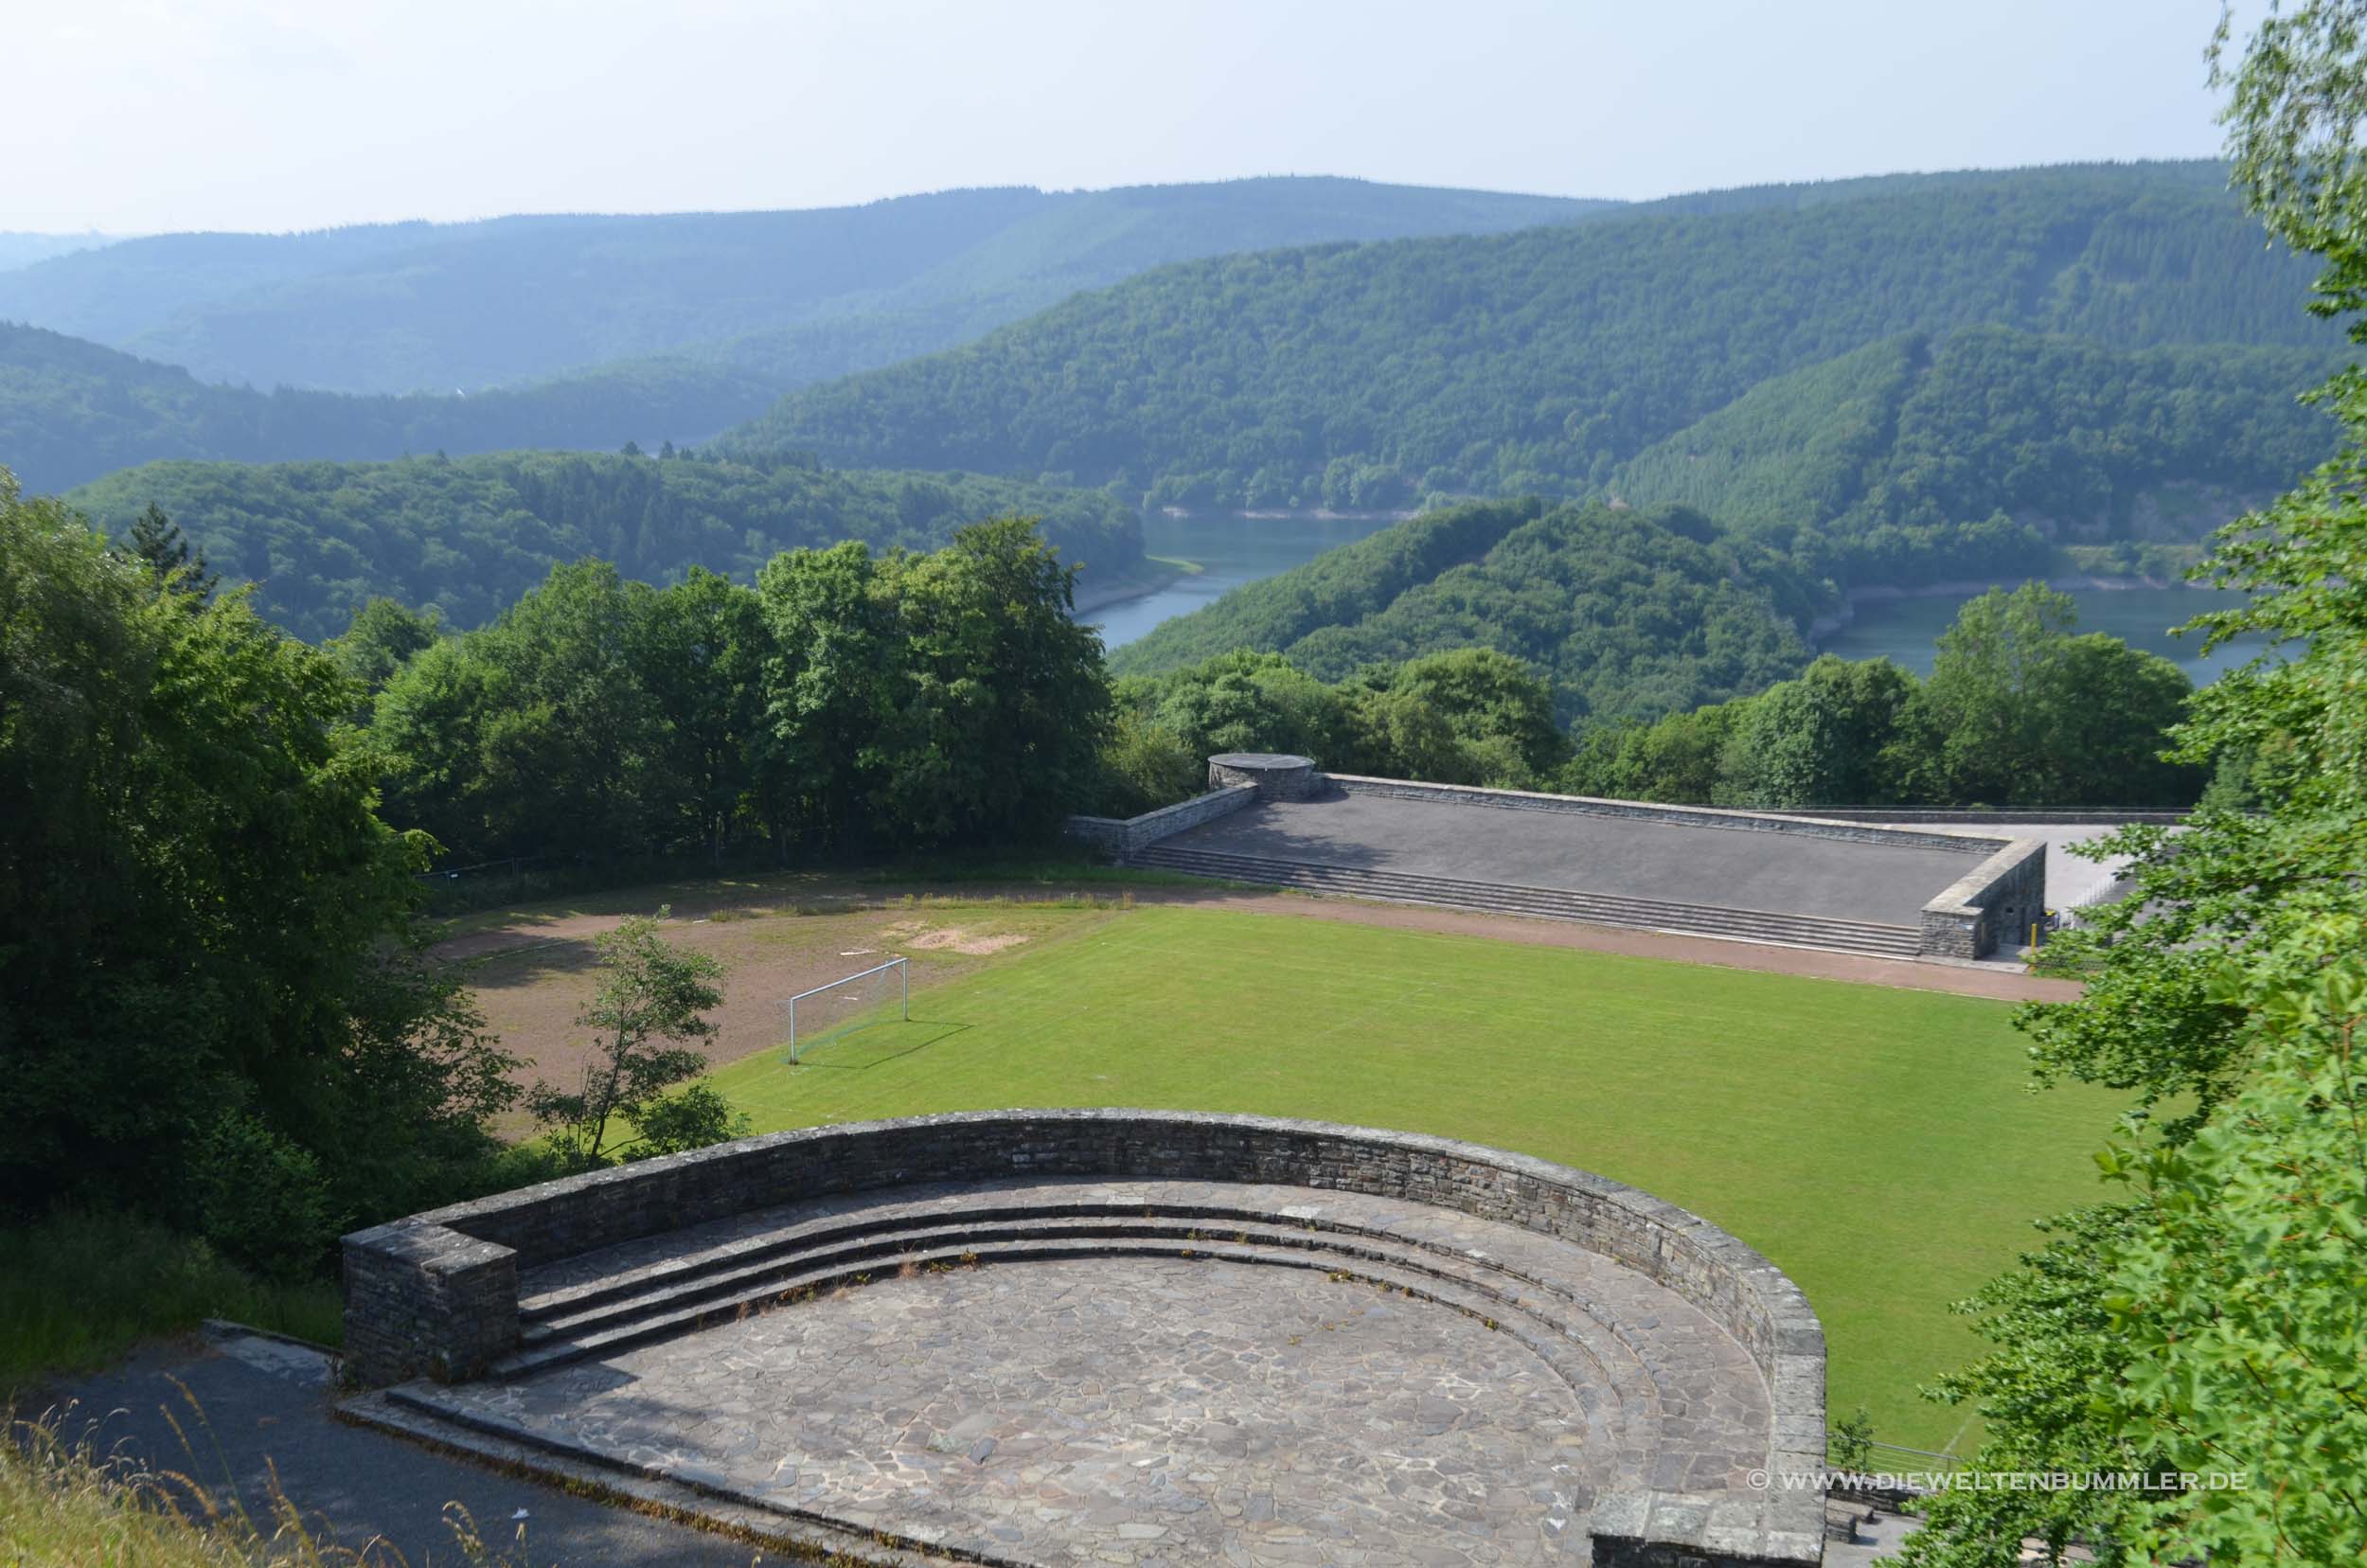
786, 1020, 972, 1072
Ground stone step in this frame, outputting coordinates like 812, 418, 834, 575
488, 1235, 1664, 1488
500, 1225, 1663, 1409
521, 1210, 1646, 1363
1130, 846, 1912, 941
1127, 846, 1923, 956
520, 1189, 1638, 1327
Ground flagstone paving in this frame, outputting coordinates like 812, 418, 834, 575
390, 1176, 1778, 1567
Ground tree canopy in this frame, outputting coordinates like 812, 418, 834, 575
0, 470, 515, 1271
1894, 11, 2367, 1559
725, 166, 2337, 515
369, 517, 1112, 864
65, 449, 1142, 644
1113, 499, 1823, 724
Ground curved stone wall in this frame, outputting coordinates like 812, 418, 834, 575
1208, 751, 1322, 799
344, 1111, 1827, 1563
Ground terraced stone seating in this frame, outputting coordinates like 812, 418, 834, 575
340, 1112, 1828, 1568
1128, 842, 1926, 957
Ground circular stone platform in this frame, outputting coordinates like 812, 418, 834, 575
1207, 751, 1321, 800
344, 1114, 1825, 1567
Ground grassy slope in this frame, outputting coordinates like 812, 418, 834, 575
706, 902, 2116, 1452
0, 1214, 342, 1392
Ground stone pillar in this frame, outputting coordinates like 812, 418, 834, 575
1206, 752, 1319, 800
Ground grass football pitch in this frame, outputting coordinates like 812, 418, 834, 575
704, 900, 2117, 1452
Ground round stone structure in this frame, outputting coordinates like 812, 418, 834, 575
342, 1112, 1826, 1568
1207, 751, 1322, 800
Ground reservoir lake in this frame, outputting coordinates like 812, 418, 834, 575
1821, 587, 2270, 683
1092, 513, 1402, 650
1093, 516, 2274, 686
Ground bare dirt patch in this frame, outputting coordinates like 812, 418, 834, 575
901, 926, 1031, 955
445, 895, 1122, 1132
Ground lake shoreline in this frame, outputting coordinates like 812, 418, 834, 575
1073, 561, 1195, 617
1808, 573, 2207, 640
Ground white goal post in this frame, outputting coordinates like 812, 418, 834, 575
783, 956, 909, 1063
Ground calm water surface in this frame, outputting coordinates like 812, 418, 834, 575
1093, 513, 1403, 650
1095, 521, 2280, 687
1819, 587, 2273, 684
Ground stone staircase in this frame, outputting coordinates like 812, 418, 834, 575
481, 1192, 1664, 1434
1127, 843, 1924, 958
369, 1175, 1783, 1566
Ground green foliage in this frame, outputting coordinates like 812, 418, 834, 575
121, 502, 216, 599
1898, 584, 2204, 808
0, 471, 518, 1241
1561, 589, 2203, 810
1829, 1406, 1878, 1472
1615, 327, 2336, 580
1717, 655, 1920, 808
67, 449, 1142, 644
0, 1212, 344, 1387
1901, 27, 2367, 1558
0, 180, 1593, 397
628, 1083, 752, 1160
188, 1113, 336, 1282
526, 908, 732, 1170
1117, 500, 1820, 725
0, 319, 795, 494
0, 181, 1597, 492
324, 595, 441, 701
756, 517, 1112, 850
368, 517, 1112, 863
1103, 645, 1571, 809
727, 167, 2336, 509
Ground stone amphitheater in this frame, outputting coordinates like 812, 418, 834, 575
342, 1112, 1827, 1568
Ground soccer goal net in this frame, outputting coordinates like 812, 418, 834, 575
783, 956, 909, 1063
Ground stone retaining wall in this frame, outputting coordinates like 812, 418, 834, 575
1059, 783, 1258, 854
1324, 774, 2002, 856
1921, 836, 2050, 959
1302, 775, 2056, 960
1757, 807, 2189, 826
344, 1110, 1825, 1563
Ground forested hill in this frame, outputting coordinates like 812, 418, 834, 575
63, 452, 1139, 644
1112, 324, 2335, 706
1109, 499, 1822, 723
1610, 325, 2337, 568
0, 321, 790, 492
721, 167, 2336, 508
0, 179, 1600, 396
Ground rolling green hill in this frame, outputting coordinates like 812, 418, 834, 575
1111, 499, 1822, 722
723, 166, 2335, 508
1611, 325, 2337, 568
1111, 324, 2334, 714
0, 321, 792, 493
0, 179, 1601, 396
65, 451, 1140, 644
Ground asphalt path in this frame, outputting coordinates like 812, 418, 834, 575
42, 1327, 755, 1568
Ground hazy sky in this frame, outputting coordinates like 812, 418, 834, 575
9, 0, 2247, 235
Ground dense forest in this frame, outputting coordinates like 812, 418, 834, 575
1608, 325, 2335, 578
1114, 499, 1824, 722
1107, 584, 2208, 812
0, 179, 1595, 395
65, 451, 1141, 643
723, 168, 2337, 511
0, 321, 798, 492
